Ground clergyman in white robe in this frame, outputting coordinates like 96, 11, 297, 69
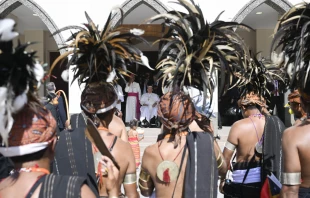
140, 86, 160, 122
115, 84, 124, 111
125, 80, 141, 123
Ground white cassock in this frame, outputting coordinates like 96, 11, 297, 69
140, 92, 160, 122
115, 84, 124, 111
125, 82, 141, 122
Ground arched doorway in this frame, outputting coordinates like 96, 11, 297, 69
232, 0, 292, 23
218, 0, 293, 127
0, 0, 64, 50
105, 0, 169, 122
0, 0, 68, 109
110, 0, 168, 27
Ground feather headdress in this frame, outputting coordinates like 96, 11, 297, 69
0, 19, 45, 146
146, 0, 252, 116
51, 11, 153, 86
238, 55, 283, 102
271, 2, 310, 100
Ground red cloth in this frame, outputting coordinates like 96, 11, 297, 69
128, 92, 140, 119
260, 177, 281, 198
260, 178, 270, 198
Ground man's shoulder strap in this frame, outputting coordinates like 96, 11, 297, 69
39, 174, 86, 198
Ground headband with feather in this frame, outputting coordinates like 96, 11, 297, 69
146, 0, 253, 116
271, 2, 310, 102
50, 10, 153, 87
0, 19, 45, 146
237, 55, 285, 109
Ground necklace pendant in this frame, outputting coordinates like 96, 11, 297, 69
255, 142, 262, 154
163, 168, 170, 183
156, 161, 179, 183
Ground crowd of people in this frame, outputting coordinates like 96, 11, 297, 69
1, 1, 310, 198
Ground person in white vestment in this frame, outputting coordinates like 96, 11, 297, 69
140, 85, 160, 123
115, 84, 124, 111
125, 74, 141, 123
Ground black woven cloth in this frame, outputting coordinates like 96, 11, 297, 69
183, 132, 218, 198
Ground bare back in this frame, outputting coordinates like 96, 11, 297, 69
141, 136, 188, 198
98, 130, 137, 197
227, 116, 265, 162
282, 120, 310, 188
108, 114, 128, 142
0, 173, 95, 198
0, 172, 43, 198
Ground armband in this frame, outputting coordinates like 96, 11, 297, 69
217, 153, 224, 168
224, 141, 236, 151
123, 173, 137, 185
138, 169, 154, 196
139, 169, 151, 183
282, 172, 301, 185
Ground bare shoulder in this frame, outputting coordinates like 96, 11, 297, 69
116, 138, 132, 150
282, 125, 298, 141
143, 143, 158, 159
113, 114, 125, 125
230, 119, 247, 133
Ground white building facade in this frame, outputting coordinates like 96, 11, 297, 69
0, 0, 306, 128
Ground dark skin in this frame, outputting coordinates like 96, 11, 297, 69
140, 132, 188, 197
0, 138, 97, 198
140, 120, 225, 197
96, 109, 138, 198
220, 106, 265, 193
108, 114, 128, 142
280, 101, 310, 198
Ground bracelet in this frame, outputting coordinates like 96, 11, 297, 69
217, 159, 224, 168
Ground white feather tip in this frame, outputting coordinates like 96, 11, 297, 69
61, 69, 69, 82
140, 53, 154, 70
12, 93, 28, 113
0, 19, 19, 41
106, 69, 116, 82
130, 28, 145, 36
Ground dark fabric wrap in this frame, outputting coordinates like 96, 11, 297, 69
52, 113, 98, 196
183, 132, 218, 198
57, 96, 67, 130
299, 187, 310, 198
0, 155, 13, 180
262, 115, 285, 182
38, 174, 86, 198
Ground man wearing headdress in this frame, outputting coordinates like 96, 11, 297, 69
50, 11, 152, 198
140, 85, 159, 126
271, 3, 310, 197
286, 89, 307, 126
125, 74, 141, 123
221, 91, 285, 197
137, 0, 257, 195
0, 18, 105, 198
139, 92, 224, 198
